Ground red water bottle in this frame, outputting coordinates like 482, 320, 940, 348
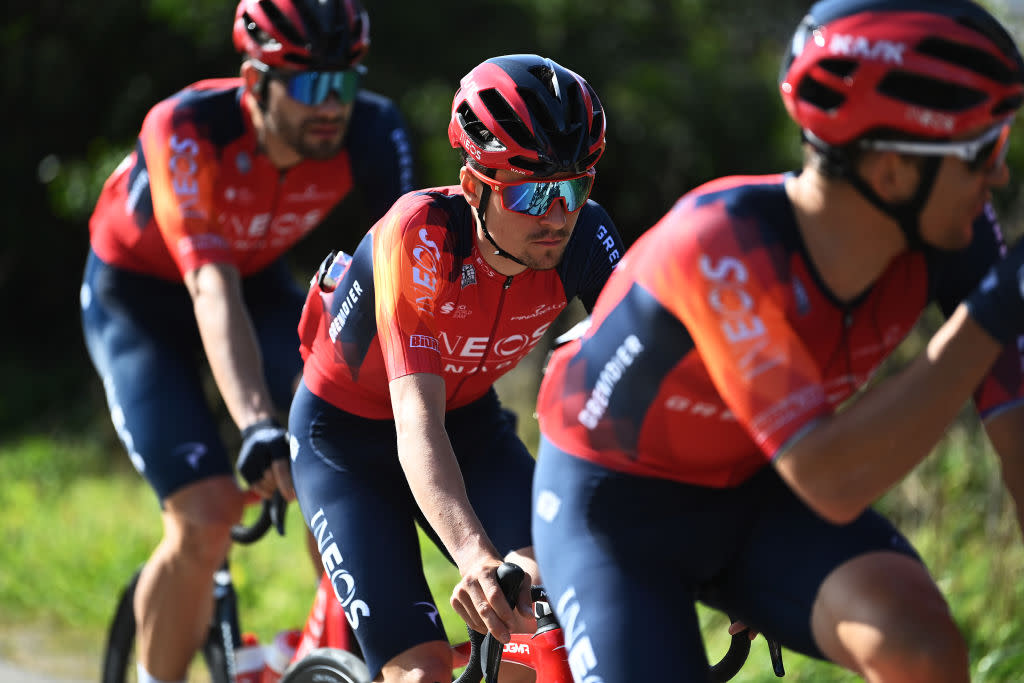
262, 629, 302, 683
236, 632, 265, 683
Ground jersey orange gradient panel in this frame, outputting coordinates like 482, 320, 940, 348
671, 197, 829, 456
372, 199, 446, 382
140, 101, 227, 275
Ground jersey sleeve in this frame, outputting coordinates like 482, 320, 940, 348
669, 202, 831, 457
348, 92, 418, 222
926, 203, 1024, 417
138, 99, 228, 275
934, 203, 1006, 317
371, 202, 450, 381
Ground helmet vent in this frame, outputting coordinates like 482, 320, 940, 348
993, 93, 1024, 117
257, 0, 306, 49
818, 58, 857, 79
917, 37, 1017, 85
878, 71, 985, 112
479, 89, 538, 152
527, 65, 558, 98
796, 76, 845, 112
518, 87, 559, 134
456, 102, 505, 152
584, 83, 604, 141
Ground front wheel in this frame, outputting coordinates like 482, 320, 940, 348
279, 647, 370, 683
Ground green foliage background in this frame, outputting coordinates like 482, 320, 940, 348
5, 0, 1024, 680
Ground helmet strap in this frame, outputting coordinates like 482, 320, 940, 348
256, 71, 271, 113
844, 157, 941, 252
474, 169, 528, 267
801, 131, 939, 251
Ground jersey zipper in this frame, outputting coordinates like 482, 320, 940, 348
449, 274, 514, 403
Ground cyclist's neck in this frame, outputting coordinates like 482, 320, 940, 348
786, 170, 907, 304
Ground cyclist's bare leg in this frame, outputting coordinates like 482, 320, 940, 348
811, 551, 969, 683
305, 527, 326, 580
376, 640, 453, 683
134, 475, 243, 681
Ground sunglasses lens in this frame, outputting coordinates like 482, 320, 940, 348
501, 175, 595, 216
968, 124, 1011, 172
283, 70, 360, 105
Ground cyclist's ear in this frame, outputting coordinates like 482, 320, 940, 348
240, 61, 265, 103
459, 166, 483, 209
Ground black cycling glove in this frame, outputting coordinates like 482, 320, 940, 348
965, 239, 1024, 346
237, 417, 290, 486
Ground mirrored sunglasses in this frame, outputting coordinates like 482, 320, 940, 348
467, 165, 596, 216
254, 61, 363, 106
860, 120, 1012, 173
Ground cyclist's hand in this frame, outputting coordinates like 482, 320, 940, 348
270, 455, 296, 502
237, 418, 294, 501
451, 556, 530, 643
729, 620, 759, 640
965, 238, 1024, 345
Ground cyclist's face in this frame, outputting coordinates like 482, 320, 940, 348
462, 167, 585, 272
918, 129, 1011, 251
264, 73, 354, 161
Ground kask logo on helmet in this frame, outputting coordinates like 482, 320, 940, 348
828, 35, 906, 64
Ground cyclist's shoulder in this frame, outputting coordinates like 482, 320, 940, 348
649, 173, 794, 254
141, 78, 247, 145
678, 172, 790, 217
561, 200, 623, 264
376, 186, 469, 235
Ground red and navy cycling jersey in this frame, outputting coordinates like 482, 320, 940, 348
538, 174, 1024, 488
89, 77, 415, 281
298, 187, 624, 418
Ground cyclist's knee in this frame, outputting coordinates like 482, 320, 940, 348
813, 552, 969, 682
379, 641, 452, 683
161, 476, 244, 567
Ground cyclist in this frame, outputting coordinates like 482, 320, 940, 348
80, 1, 414, 681
531, 1, 1024, 681
288, 54, 623, 683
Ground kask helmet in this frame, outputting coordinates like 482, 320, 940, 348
779, 0, 1024, 146
233, 0, 370, 70
448, 54, 606, 177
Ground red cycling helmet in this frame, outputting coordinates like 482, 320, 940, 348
233, 0, 370, 70
780, 0, 1024, 146
448, 54, 606, 177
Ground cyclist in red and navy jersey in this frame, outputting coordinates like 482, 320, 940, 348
533, 1, 1024, 681
289, 54, 623, 683
80, 2, 414, 681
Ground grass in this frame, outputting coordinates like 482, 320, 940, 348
4, 338, 1024, 681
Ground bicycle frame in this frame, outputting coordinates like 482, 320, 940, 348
286, 564, 775, 683
292, 570, 357, 662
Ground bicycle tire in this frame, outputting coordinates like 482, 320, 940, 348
101, 567, 141, 683
279, 647, 371, 683
100, 565, 235, 683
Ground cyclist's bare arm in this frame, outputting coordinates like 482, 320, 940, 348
185, 262, 294, 499
983, 403, 1024, 534
775, 305, 1002, 524
389, 372, 528, 641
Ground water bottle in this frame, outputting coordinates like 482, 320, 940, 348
236, 632, 266, 683
262, 629, 302, 683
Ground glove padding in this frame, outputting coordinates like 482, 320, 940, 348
237, 418, 289, 486
965, 238, 1024, 346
